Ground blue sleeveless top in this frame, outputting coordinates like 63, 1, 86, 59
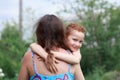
30, 52, 74, 80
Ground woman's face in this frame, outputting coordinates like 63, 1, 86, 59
66, 30, 85, 52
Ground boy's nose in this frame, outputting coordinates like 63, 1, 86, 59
76, 42, 81, 48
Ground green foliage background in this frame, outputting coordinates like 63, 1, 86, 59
0, 22, 30, 79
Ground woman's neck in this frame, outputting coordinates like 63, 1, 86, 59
51, 46, 61, 51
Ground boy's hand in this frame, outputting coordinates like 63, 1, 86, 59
45, 54, 58, 73
30, 43, 47, 59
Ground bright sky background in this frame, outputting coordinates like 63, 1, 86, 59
0, 0, 63, 32
0, 0, 61, 22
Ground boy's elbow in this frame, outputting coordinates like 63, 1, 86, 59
76, 58, 80, 63
74, 58, 80, 64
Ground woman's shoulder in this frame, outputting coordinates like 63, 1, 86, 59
21, 50, 32, 64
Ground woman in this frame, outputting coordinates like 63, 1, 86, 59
18, 14, 84, 80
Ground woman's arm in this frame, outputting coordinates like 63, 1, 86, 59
18, 52, 29, 80
30, 43, 81, 64
74, 64, 85, 80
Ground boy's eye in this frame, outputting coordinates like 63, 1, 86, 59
73, 39, 78, 41
79, 40, 83, 43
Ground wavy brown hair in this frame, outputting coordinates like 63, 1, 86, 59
35, 14, 67, 73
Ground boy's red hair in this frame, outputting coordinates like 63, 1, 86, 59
65, 23, 86, 37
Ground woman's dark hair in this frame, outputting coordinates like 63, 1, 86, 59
35, 14, 67, 73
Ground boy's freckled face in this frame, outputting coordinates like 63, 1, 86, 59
66, 30, 85, 52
